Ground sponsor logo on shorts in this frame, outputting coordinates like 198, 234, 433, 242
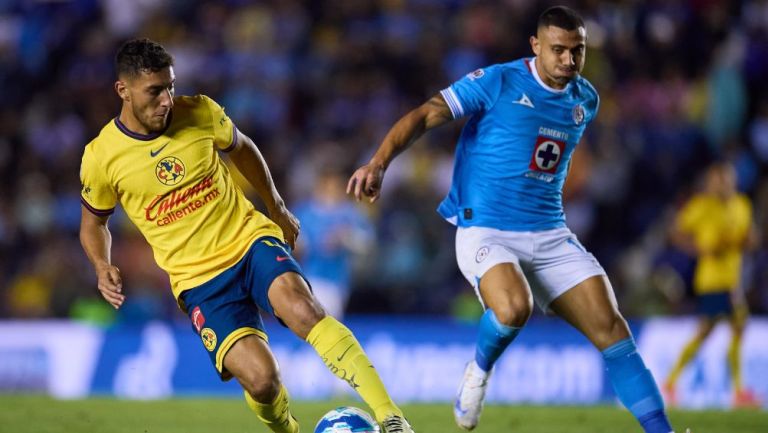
191, 306, 205, 333
201, 328, 217, 352
476, 246, 490, 263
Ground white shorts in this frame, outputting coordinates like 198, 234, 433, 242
455, 226, 606, 313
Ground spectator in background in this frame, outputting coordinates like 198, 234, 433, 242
664, 161, 761, 408
293, 166, 374, 319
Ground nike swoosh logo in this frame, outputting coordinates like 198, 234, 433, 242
276, 256, 290, 262
150, 141, 170, 157
337, 344, 354, 362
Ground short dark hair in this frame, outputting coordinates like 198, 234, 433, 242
537, 6, 584, 31
115, 38, 173, 78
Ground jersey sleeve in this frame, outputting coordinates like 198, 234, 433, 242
581, 79, 600, 124
202, 95, 238, 152
440, 64, 504, 119
590, 93, 600, 123
80, 145, 116, 216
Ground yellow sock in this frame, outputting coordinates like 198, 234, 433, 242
307, 316, 402, 423
667, 335, 704, 386
728, 332, 742, 392
244, 385, 299, 433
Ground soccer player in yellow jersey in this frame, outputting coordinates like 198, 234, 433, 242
79, 38, 414, 433
664, 161, 761, 408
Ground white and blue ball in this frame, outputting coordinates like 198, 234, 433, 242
314, 406, 380, 433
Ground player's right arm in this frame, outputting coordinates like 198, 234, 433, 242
347, 94, 453, 203
79, 144, 123, 309
79, 208, 124, 309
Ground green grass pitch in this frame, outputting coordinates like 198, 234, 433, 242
1, 395, 765, 433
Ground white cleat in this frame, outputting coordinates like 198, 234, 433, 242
381, 415, 414, 433
454, 360, 492, 431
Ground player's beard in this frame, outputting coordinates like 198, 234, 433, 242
135, 103, 169, 133
554, 67, 578, 84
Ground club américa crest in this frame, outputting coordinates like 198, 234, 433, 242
156, 156, 186, 186
201, 327, 217, 351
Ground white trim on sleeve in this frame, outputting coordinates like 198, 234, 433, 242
440, 87, 464, 119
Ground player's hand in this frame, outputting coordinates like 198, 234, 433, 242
347, 162, 385, 203
270, 206, 300, 250
95, 263, 124, 309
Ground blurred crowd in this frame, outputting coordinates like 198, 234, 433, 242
1, 0, 768, 322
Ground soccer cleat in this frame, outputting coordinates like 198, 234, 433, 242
454, 361, 492, 430
733, 389, 762, 408
381, 415, 414, 433
288, 414, 300, 433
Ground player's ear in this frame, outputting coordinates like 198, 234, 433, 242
115, 79, 130, 102
530, 35, 540, 55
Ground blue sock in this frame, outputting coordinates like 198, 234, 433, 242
474, 309, 521, 372
603, 338, 672, 433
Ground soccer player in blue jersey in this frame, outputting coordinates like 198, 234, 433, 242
348, 6, 683, 433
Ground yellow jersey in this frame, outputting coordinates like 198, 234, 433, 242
80, 95, 284, 299
676, 193, 752, 294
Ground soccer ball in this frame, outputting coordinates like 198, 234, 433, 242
314, 406, 380, 433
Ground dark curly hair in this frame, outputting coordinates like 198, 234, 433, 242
115, 38, 174, 78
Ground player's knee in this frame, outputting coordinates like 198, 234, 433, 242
494, 293, 533, 327
592, 311, 630, 348
242, 369, 281, 403
285, 286, 325, 320
293, 297, 326, 327
279, 289, 326, 338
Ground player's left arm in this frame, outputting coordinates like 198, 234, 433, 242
227, 129, 299, 248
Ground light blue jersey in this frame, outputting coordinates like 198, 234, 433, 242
438, 57, 599, 231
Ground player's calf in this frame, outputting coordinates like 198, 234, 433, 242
603, 337, 673, 433
241, 371, 281, 403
